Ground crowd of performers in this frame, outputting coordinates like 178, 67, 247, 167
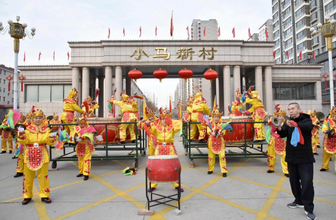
1, 85, 335, 206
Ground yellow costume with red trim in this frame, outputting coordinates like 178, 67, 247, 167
108, 91, 137, 142
139, 107, 156, 156
17, 107, 57, 199
266, 105, 288, 175
228, 89, 244, 116
61, 88, 83, 135
307, 110, 320, 154
190, 91, 210, 140
72, 117, 95, 177
321, 107, 336, 172
206, 108, 227, 174
244, 90, 266, 141
13, 114, 27, 175
149, 108, 182, 189
82, 96, 99, 117
1, 115, 13, 152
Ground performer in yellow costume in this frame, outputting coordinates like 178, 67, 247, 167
108, 90, 137, 143
61, 88, 83, 135
228, 88, 244, 116
82, 96, 99, 117
206, 107, 228, 177
139, 107, 156, 156
183, 96, 194, 122
307, 110, 320, 155
320, 107, 336, 173
190, 90, 210, 142
266, 105, 289, 177
244, 87, 266, 141
1, 114, 13, 153
17, 106, 57, 205
14, 114, 28, 177
71, 115, 96, 180
147, 108, 183, 192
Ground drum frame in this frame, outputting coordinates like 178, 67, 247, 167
145, 166, 182, 210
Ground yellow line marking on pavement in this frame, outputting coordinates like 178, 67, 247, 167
33, 184, 50, 220
148, 159, 251, 219
314, 179, 336, 186
255, 176, 286, 220
315, 197, 336, 205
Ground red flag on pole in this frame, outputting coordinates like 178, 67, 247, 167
313, 51, 316, 60
186, 26, 189, 38
299, 51, 302, 60
203, 27, 206, 37
108, 28, 110, 39
123, 28, 125, 37
170, 11, 173, 37
248, 28, 252, 38
232, 27, 235, 38
38, 52, 42, 61
273, 51, 275, 58
23, 52, 26, 62
139, 26, 142, 37
286, 51, 289, 60
155, 26, 157, 36
67, 51, 70, 60
53, 51, 55, 61
265, 28, 269, 39
218, 27, 220, 37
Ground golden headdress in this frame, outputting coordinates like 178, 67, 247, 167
120, 90, 128, 100
211, 105, 223, 118
145, 107, 155, 118
26, 111, 32, 119
77, 115, 88, 126
67, 88, 78, 99
159, 108, 172, 119
330, 106, 336, 117
84, 96, 93, 103
18, 113, 26, 123
307, 109, 316, 116
31, 106, 45, 118
274, 104, 287, 117
53, 112, 59, 119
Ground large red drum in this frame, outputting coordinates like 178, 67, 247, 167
222, 116, 254, 144
146, 155, 181, 183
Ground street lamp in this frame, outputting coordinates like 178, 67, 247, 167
311, 15, 336, 108
0, 16, 36, 110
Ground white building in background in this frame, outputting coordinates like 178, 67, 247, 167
0, 64, 14, 121
191, 19, 218, 40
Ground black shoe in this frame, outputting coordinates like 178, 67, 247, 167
22, 198, 32, 205
267, 170, 274, 173
120, 141, 126, 144
12, 156, 17, 159
198, 139, 206, 143
207, 171, 213, 175
314, 152, 318, 155
284, 174, 289, 178
14, 173, 23, 178
255, 139, 266, 142
83, 175, 89, 181
41, 198, 52, 203
317, 145, 321, 148
76, 174, 83, 177
223, 173, 227, 177
320, 168, 328, 171
9, 150, 12, 154
147, 187, 156, 192
0, 151, 6, 154
131, 140, 136, 143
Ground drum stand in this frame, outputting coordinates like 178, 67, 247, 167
145, 167, 182, 211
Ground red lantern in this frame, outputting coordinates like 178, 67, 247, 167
18, 74, 26, 92
153, 68, 168, 82
6, 75, 13, 92
128, 69, 143, 82
204, 68, 218, 83
179, 68, 193, 83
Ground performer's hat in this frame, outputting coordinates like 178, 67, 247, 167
330, 106, 336, 117
77, 115, 88, 125
67, 88, 78, 99
31, 106, 45, 118
211, 105, 223, 117
84, 96, 93, 103
274, 104, 287, 117
145, 107, 155, 118
120, 90, 128, 100
19, 113, 26, 122
53, 112, 59, 118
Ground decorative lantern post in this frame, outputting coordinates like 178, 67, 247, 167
6, 74, 13, 92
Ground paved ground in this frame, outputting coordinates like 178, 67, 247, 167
0, 133, 335, 220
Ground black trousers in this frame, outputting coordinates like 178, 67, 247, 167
287, 163, 315, 213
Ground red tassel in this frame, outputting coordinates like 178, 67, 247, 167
325, 79, 328, 89
21, 81, 23, 92
8, 81, 10, 91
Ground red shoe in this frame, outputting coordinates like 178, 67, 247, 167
41, 198, 52, 203
175, 187, 184, 192
147, 187, 156, 192
22, 198, 32, 205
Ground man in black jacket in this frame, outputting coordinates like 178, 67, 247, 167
277, 102, 316, 220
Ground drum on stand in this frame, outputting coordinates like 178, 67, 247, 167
222, 116, 254, 144
146, 155, 181, 183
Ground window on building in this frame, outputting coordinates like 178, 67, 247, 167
273, 12, 279, 22
325, 0, 336, 15
0, 87, 1, 92
273, 21, 279, 30
310, 0, 317, 9
7, 101, 9, 104
25, 84, 72, 103
296, 29, 308, 41
272, 3, 278, 14
282, 7, 291, 19
3, 79, 5, 84
312, 36, 319, 46
284, 38, 293, 49
3, 97, 5, 101
0, 79, 1, 83
7, 93, 10, 96
273, 82, 316, 100
297, 41, 307, 51
2, 88, 4, 92
283, 17, 292, 29
284, 27, 292, 39
311, 11, 318, 21
12, 98, 13, 102
274, 30, 279, 39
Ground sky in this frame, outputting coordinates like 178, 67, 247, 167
0, 0, 272, 106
